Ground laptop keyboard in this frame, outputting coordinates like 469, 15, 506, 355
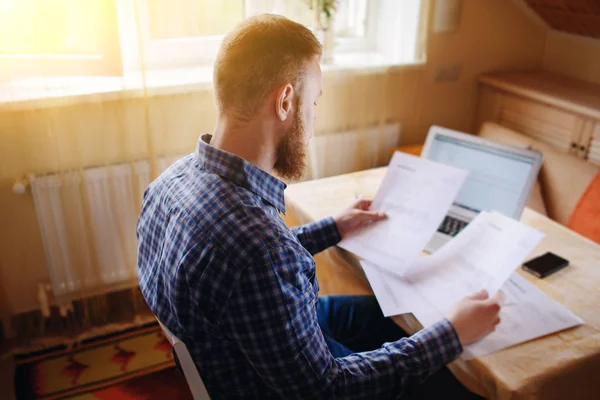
438, 216, 469, 237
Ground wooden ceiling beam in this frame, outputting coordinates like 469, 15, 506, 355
523, 0, 600, 39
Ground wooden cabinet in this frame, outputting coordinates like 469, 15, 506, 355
475, 70, 600, 166
590, 123, 600, 165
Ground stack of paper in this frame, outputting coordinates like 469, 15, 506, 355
361, 211, 583, 358
361, 211, 543, 314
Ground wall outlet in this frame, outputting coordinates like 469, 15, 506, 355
435, 64, 462, 82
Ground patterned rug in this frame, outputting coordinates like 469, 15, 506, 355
14, 323, 193, 400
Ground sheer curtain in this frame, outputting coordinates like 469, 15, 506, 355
0, 0, 426, 344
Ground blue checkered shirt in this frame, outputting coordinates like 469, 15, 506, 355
137, 134, 463, 399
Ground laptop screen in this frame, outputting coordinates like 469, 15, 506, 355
426, 135, 536, 217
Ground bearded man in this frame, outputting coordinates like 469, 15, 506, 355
137, 14, 500, 400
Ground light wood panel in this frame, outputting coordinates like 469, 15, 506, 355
478, 70, 600, 120
498, 95, 576, 152
476, 70, 600, 161
588, 123, 600, 166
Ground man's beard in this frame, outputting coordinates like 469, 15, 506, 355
273, 108, 307, 181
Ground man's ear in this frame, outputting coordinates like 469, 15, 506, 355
275, 83, 294, 122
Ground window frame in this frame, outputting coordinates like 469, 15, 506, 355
117, 0, 226, 72
118, 0, 427, 73
0, 0, 429, 86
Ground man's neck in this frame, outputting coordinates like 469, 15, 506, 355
211, 115, 278, 175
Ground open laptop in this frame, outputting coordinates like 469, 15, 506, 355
421, 126, 543, 253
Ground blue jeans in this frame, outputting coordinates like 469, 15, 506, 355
317, 295, 484, 400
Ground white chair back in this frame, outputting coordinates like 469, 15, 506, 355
157, 320, 212, 400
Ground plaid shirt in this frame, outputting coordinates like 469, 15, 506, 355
137, 134, 463, 399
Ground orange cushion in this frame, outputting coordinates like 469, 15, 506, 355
567, 173, 600, 244
393, 145, 424, 157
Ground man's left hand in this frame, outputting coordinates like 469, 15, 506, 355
334, 199, 387, 239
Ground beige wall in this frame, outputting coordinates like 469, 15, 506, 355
543, 30, 600, 85
402, 0, 548, 143
0, 0, 548, 314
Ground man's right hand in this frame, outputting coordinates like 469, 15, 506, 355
447, 290, 504, 346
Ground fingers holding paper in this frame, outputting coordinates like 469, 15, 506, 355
334, 199, 387, 238
352, 198, 373, 211
447, 289, 504, 346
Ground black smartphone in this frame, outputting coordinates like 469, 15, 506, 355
522, 252, 569, 278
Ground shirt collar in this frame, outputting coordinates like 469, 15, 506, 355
195, 134, 287, 214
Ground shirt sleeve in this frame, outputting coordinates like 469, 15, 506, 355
220, 244, 463, 400
291, 217, 341, 255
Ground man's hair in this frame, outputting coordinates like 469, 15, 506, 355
214, 14, 322, 120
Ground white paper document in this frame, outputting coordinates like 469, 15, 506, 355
338, 152, 468, 276
363, 212, 583, 358
364, 211, 545, 317
362, 261, 413, 315
407, 211, 546, 297
463, 273, 584, 359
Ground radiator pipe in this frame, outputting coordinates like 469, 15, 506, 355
12, 179, 28, 194
37, 283, 51, 318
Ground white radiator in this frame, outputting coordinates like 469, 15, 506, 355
307, 123, 401, 179
30, 156, 180, 297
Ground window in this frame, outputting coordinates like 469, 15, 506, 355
118, 0, 246, 70
1, 0, 426, 86
0, 0, 121, 82
123, 0, 425, 71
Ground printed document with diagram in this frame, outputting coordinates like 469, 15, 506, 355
362, 211, 583, 358
338, 152, 468, 276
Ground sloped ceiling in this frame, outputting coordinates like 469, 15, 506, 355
523, 0, 600, 38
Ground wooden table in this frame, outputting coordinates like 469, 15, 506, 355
285, 167, 600, 400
